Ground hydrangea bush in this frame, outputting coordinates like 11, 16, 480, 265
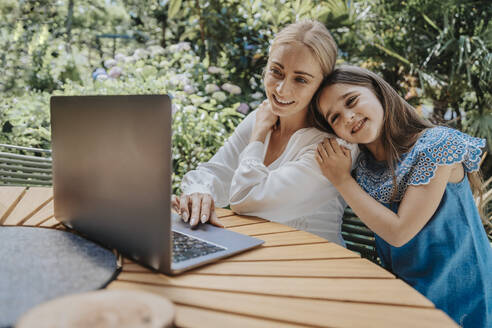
0, 43, 265, 192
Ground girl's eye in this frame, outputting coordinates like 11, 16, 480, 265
331, 114, 339, 124
346, 95, 357, 106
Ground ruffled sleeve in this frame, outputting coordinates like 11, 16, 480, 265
405, 126, 486, 186
354, 126, 486, 204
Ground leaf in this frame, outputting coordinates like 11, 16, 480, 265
168, 0, 182, 20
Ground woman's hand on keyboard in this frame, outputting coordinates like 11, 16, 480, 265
172, 193, 224, 228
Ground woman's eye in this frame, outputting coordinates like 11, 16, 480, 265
346, 95, 357, 106
295, 77, 307, 84
270, 68, 281, 75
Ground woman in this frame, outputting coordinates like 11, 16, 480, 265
172, 20, 358, 245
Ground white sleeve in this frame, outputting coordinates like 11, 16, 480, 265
180, 111, 255, 207
229, 140, 354, 222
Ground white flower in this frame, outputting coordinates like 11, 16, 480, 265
205, 84, 220, 94
123, 55, 137, 63
171, 103, 180, 115
183, 85, 196, 94
148, 45, 165, 57
96, 73, 109, 81
222, 83, 241, 95
251, 92, 264, 100
212, 91, 227, 102
249, 77, 258, 88
178, 42, 191, 51
108, 66, 122, 79
168, 42, 191, 53
114, 53, 126, 62
104, 59, 117, 68
134, 48, 149, 59
208, 66, 226, 75
191, 97, 206, 106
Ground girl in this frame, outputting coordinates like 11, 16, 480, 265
172, 21, 358, 245
314, 66, 491, 327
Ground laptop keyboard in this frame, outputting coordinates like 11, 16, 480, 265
172, 231, 225, 263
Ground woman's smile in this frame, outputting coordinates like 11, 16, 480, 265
272, 94, 295, 106
264, 42, 323, 118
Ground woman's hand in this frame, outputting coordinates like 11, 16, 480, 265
171, 193, 224, 228
315, 138, 352, 187
250, 100, 279, 143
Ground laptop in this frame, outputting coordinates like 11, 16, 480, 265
50, 95, 263, 275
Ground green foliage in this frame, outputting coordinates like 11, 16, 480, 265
1, 43, 257, 193
342, 0, 492, 149
0, 92, 52, 150
0, 0, 490, 200
0, 0, 140, 94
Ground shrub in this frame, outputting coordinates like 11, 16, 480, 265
1, 44, 263, 193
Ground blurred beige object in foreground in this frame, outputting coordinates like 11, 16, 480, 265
16, 289, 175, 328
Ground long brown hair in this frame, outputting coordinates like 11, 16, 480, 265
310, 66, 484, 210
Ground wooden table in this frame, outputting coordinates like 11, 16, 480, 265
1, 186, 458, 327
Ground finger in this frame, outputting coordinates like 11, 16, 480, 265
200, 195, 214, 223
341, 146, 350, 157
318, 143, 329, 161
209, 211, 224, 228
328, 138, 340, 154
315, 150, 323, 166
171, 195, 180, 213
323, 139, 336, 156
179, 194, 190, 222
189, 193, 202, 227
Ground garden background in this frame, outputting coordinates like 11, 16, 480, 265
0, 0, 491, 237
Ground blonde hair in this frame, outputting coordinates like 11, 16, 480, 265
270, 20, 337, 78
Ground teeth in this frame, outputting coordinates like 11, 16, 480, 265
352, 119, 365, 133
273, 94, 294, 105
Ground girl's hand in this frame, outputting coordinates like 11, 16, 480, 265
250, 99, 278, 143
315, 138, 352, 187
171, 193, 224, 228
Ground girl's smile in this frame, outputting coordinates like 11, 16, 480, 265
318, 84, 384, 151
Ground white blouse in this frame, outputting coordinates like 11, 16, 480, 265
181, 110, 359, 245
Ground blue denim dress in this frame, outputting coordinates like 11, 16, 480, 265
355, 126, 492, 327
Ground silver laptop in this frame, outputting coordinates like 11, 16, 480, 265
50, 95, 263, 275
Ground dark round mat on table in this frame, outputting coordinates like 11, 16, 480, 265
0, 226, 119, 327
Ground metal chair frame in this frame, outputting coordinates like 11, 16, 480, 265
342, 208, 379, 264
0, 144, 52, 186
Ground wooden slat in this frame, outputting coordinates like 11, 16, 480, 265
215, 208, 235, 218
192, 258, 394, 278
117, 272, 434, 307
258, 230, 330, 247
0, 186, 26, 225
21, 199, 54, 226
223, 243, 359, 262
109, 281, 457, 328
39, 216, 59, 227
123, 258, 395, 278
175, 304, 308, 328
2, 187, 53, 225
220, 215, 267, 228
228, 222, 297, 236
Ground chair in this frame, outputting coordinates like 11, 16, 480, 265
342, 207, 379, 263
0, 144, 52, 186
